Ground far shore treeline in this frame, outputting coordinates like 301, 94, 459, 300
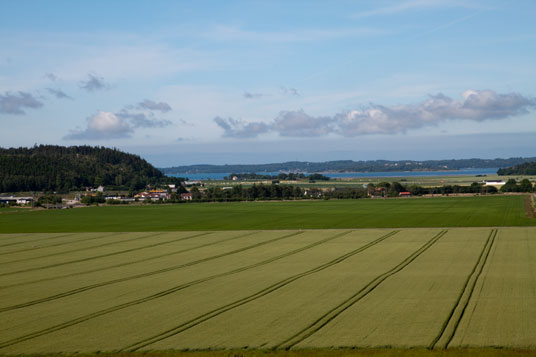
161, 157, 536, 175
498, 162, 536, 175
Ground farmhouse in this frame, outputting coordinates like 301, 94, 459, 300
369, 187, 386, 198
0, 196, 34, 204
135, 191, 170, 201
180, 193, 192, 200
483, 180, 505, 187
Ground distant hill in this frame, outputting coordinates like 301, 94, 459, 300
0, 145, 171, 193
497, 162, 536, 175
161, 157, 536, 174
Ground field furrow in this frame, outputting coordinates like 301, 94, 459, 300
277, 230, 448, 349
0, 231, 166, 264
0, 231, 252, 288
0, 231, 297, 310
448, 228, 536, 348
0, 233, 77, 249
141, 229, 441, 351
1, 226, 535, 354
0, 230, 391, 353
124, 230, 399, 351
0, 231, 311, 312
0, 232, 202, 276
0, 232, 122, 259
297, 228, 493, 348
430, 229, 497, 349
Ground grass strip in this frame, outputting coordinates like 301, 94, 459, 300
274, 230, 449, 350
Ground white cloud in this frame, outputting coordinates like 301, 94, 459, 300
64, 111, 132, 140
214, 90, 536, 138
64, 98, 175, 140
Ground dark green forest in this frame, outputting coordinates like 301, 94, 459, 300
0, 145, 179, 193
498, 162, 536, 175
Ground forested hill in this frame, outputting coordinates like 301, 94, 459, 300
161, 157, 536, 174
498, 162, 536, 175
0, 145, 167, 193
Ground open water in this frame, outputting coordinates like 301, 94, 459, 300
170, 168, 500, 180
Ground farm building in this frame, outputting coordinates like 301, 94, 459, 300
180, 193, 193, 200
369, 187, 386, 198
0, 196, 34, 204
483, 180, 505, 187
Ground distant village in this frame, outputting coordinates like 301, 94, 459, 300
0, 178, 526, 209
0, 180, 204, 208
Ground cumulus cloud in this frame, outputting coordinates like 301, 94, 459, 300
0, 91, 43, 115
46, 88, 72, 99
214, 90, 536, 138
116, 110, 172, 128
280, 87, 300, 96
79, 73, 108, 92
44, 73, 59, 82
273, 110, 335, 137
243, 92, 263, 99
64, 99, 174, 140
214, 116, 270, 138
137, 99, 172, 112
64, 111, 133, 140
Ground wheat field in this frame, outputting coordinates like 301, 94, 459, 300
0, 228, 535, 354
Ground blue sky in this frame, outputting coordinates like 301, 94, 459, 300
1, 0, 535, 166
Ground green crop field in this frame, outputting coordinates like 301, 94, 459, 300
0, 227, 535, 355
0, 195, 534, 233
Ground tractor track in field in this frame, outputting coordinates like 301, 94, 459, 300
429, 228, 498, 349
0, 232, 122, 257
0, 232, 214, 277
0, 229, 353, 349
0, 231, 261, 309
122, 230, 400, 351
0, 232, 160, 264
273, 229, 449, 350
0, 231, 259, 289
0, 233, 75, 249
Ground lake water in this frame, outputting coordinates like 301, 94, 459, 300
170, 168, 500, 180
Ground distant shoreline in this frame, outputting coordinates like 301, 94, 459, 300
160, 157, 535, 176
169, 168, 500, 181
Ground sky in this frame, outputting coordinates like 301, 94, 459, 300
1, 0, 535, 167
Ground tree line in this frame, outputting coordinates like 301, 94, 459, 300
223, 172, 330, 181
173, 179, 533, 203
498, 162, 536, 175
162, 157, 536, 174
0, 145, 182, 193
